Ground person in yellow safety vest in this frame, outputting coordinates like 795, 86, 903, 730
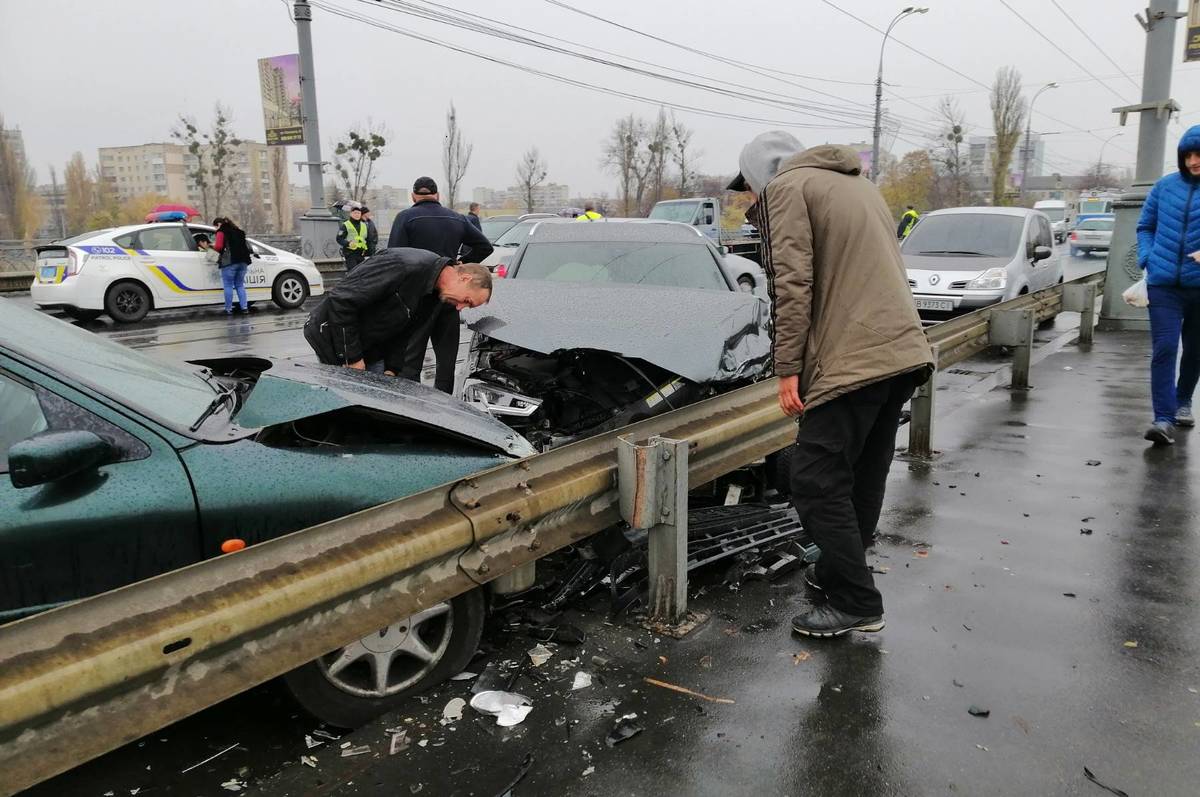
575, 201, 603, 221
337, 206, 370, 271
896, 205, 919, 240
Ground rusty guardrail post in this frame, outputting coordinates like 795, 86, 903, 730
618, 435, 689, 623
1062, 281, 1099, 345
989, 307, 1036, 389
907, 344, 939, 458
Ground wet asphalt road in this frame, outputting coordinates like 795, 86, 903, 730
23, 251, 1183, 797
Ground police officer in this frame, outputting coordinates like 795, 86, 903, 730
576, 201, 603, 221
361, 206, 379, 256
896, 205, 919, 240
387, 177, 494, 393
337, 206, 370, 271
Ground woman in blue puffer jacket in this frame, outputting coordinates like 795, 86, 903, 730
1137, 124, 1200, 445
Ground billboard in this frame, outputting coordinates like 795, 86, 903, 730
1188, 0, 1200, 63
258, 54, 304, 146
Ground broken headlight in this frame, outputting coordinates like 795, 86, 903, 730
463, 379, 543, 418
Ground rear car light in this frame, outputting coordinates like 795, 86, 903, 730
1069, 232, 1077, 241
66, 249, 81, 276
495, 264, 508, 278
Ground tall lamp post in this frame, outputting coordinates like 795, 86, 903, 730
1020, 82, 1059, 199
1096, 132, 1125, 188
871, 6, 929, 183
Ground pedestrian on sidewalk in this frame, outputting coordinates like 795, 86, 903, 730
728, 131, 934, 638
361, 206, 379, 257
1137, 124, 1200, 446
467, 202, 483, 231
211, 216, 253, 315
337, 206, 370, 272
303, 249, 492, 375
386, 177, 493, 393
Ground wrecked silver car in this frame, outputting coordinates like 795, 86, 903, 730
461, 221, 772, 451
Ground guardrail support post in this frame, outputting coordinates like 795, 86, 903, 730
1062, 282, 1099, 345
989, 308, 1035, 389
618, 435, 689, 624
907, 345, 938, 458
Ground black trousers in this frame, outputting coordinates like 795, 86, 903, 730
399, 304, 460, 394
789, 371, 919, 617
344, 249, 365, 272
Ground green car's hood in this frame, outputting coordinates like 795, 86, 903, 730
233, 359, 536, 458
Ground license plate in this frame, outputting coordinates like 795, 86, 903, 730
915, 298, 954, 312
39, 266, 58, 281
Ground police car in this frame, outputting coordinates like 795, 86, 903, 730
30, 222, 325, 323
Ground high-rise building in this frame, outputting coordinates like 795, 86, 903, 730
968, 134, 1045, 180
98, 143, 191, 202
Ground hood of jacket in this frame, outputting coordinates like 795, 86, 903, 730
1178, 124, 1200, 183
777, 145, 864, 177
736, 131, 805, 194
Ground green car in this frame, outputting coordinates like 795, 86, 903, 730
0, 299, 533, 725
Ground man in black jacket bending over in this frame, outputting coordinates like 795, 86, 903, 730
303, 248, 492, 379
387, 176, 494, 393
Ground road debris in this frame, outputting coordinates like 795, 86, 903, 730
494, 752, 534, 796
300, 756, 317, 768
699, 655, 713, 669
975, 744, 989, 752
304, 735, 323, 749
968, 705, 991, 718
1123, 641, 1138, 649
644, 677, 735, 704
1085, 460, 1101, 467
442, 697, 466, 724
572, 671, 593, 690
582, 766, 595, 776
1080, 528, 1094, 535
389, 730, 411, 755
1083, 766, 1130, 796
527, 643, 553, 667
1063, 592, 1077, 598
450, 671, 478, 681
310, 729, 339, 741
341, 745, 371, 757
793, 651, 812, 664
180, 742, 239, 774
220, 779, 247, 792
470, 691, 534, 727
605, 714, 644, 747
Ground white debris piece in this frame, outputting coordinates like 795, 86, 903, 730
582, 766, 595, 776
301, 756, 318, 768
441, 697, 466, 724
449, 671, 478, 681
572, 671, 593, 690
304, 735, 323, 749
527, 643, 553, 667
220, 779, 247, 792
470, 690, 534, 727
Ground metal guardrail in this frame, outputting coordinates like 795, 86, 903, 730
0, 272, 1104, 794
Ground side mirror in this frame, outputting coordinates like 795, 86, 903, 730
9, 430, 112, 489
1033, 245, 1053, 262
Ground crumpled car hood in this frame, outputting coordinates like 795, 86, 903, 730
463, 279, 771, 383
233, 359, 536, 457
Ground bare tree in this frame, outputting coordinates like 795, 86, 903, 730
515, 147, 548, 213
333, 121, 387, 204
646, 108, 671, 206
989, 66, 1026, 206
603, 114, 646, 217
0, 115, 34, 239
1076, 160, 1119, 191
669, 112, 699, 196
172, 104, 241, 218
64, 152, 94, 235
928, 96, 968, 208
441, 103, 472, 210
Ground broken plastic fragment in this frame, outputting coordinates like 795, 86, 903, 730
967, 705, 990, 717
220, 779, 247, 792
389, 730, 410, 755
341, 745, 371, 757
1085, 460, 1101, 467
793, 651, 812, 664
527, 643, 553, 667
572, 671, 593, 690
582, 766, 595, 776
441, 697, 466, 725
300, 756, 317, 768
470, 690, 533, 727
605, 715, 644, 747
449, 671, 478, 681
1123, 641, 1138, 648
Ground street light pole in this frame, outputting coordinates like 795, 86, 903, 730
1020, 82, 1058, 200
871, 6, 928, 183
1096, 132, 1125, 188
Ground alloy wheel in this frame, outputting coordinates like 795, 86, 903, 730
316, 603, 453, 697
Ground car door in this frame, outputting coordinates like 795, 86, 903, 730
1036, 216, 1061, 288
135, 224, 219, 307
0, 360, 200, 621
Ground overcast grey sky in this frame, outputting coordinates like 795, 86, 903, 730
3, 0, 1199, 198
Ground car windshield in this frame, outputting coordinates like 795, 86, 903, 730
481, 218, 517, 242
648, 202, 699, 224
1038, 208, 1066, 222
1078, 219, 1114, 231
1, 302, 223, 433
513, 242, 729, 291
494, 220, 538, 247
1079, 199, 1111, 214
902, 214, 1024, 258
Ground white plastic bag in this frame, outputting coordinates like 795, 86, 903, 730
1123, 277, 1149, 308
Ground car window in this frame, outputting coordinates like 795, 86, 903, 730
481, 218, 517, 242
514, 242, 729, 291
137, 226, 192, 252
648, 202, 700, 224
1037, 217, 1053, 248
113, 232, 136, 248
901, 214, 1024, 258
494, 220, 538, 247
0, 373, 49, 472
1078, 219, 1115, 231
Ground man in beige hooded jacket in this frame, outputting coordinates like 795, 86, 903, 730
729, 131, 933, 638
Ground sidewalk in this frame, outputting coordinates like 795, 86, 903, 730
31, 328, 1198, 797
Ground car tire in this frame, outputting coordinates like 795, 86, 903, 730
62, 307, 103, 322
272, 271, 309, 310
282, 587, 486, 728
104, 281, 151, 324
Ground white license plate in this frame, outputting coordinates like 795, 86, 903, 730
915, 298, 954, 312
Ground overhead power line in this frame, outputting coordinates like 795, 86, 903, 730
1048, 0, 1141, 93
996, 0, 1132, 104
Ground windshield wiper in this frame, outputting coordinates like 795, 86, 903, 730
916, 250, 990, 256
189, 383, 238, 432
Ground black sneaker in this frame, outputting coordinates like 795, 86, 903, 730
803, 566, 826, 596
1144, 421, 1175, 445
792, 604, 884, 638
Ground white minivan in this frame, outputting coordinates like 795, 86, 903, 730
901, 207, 1062, 318
30, 222, 324, 323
